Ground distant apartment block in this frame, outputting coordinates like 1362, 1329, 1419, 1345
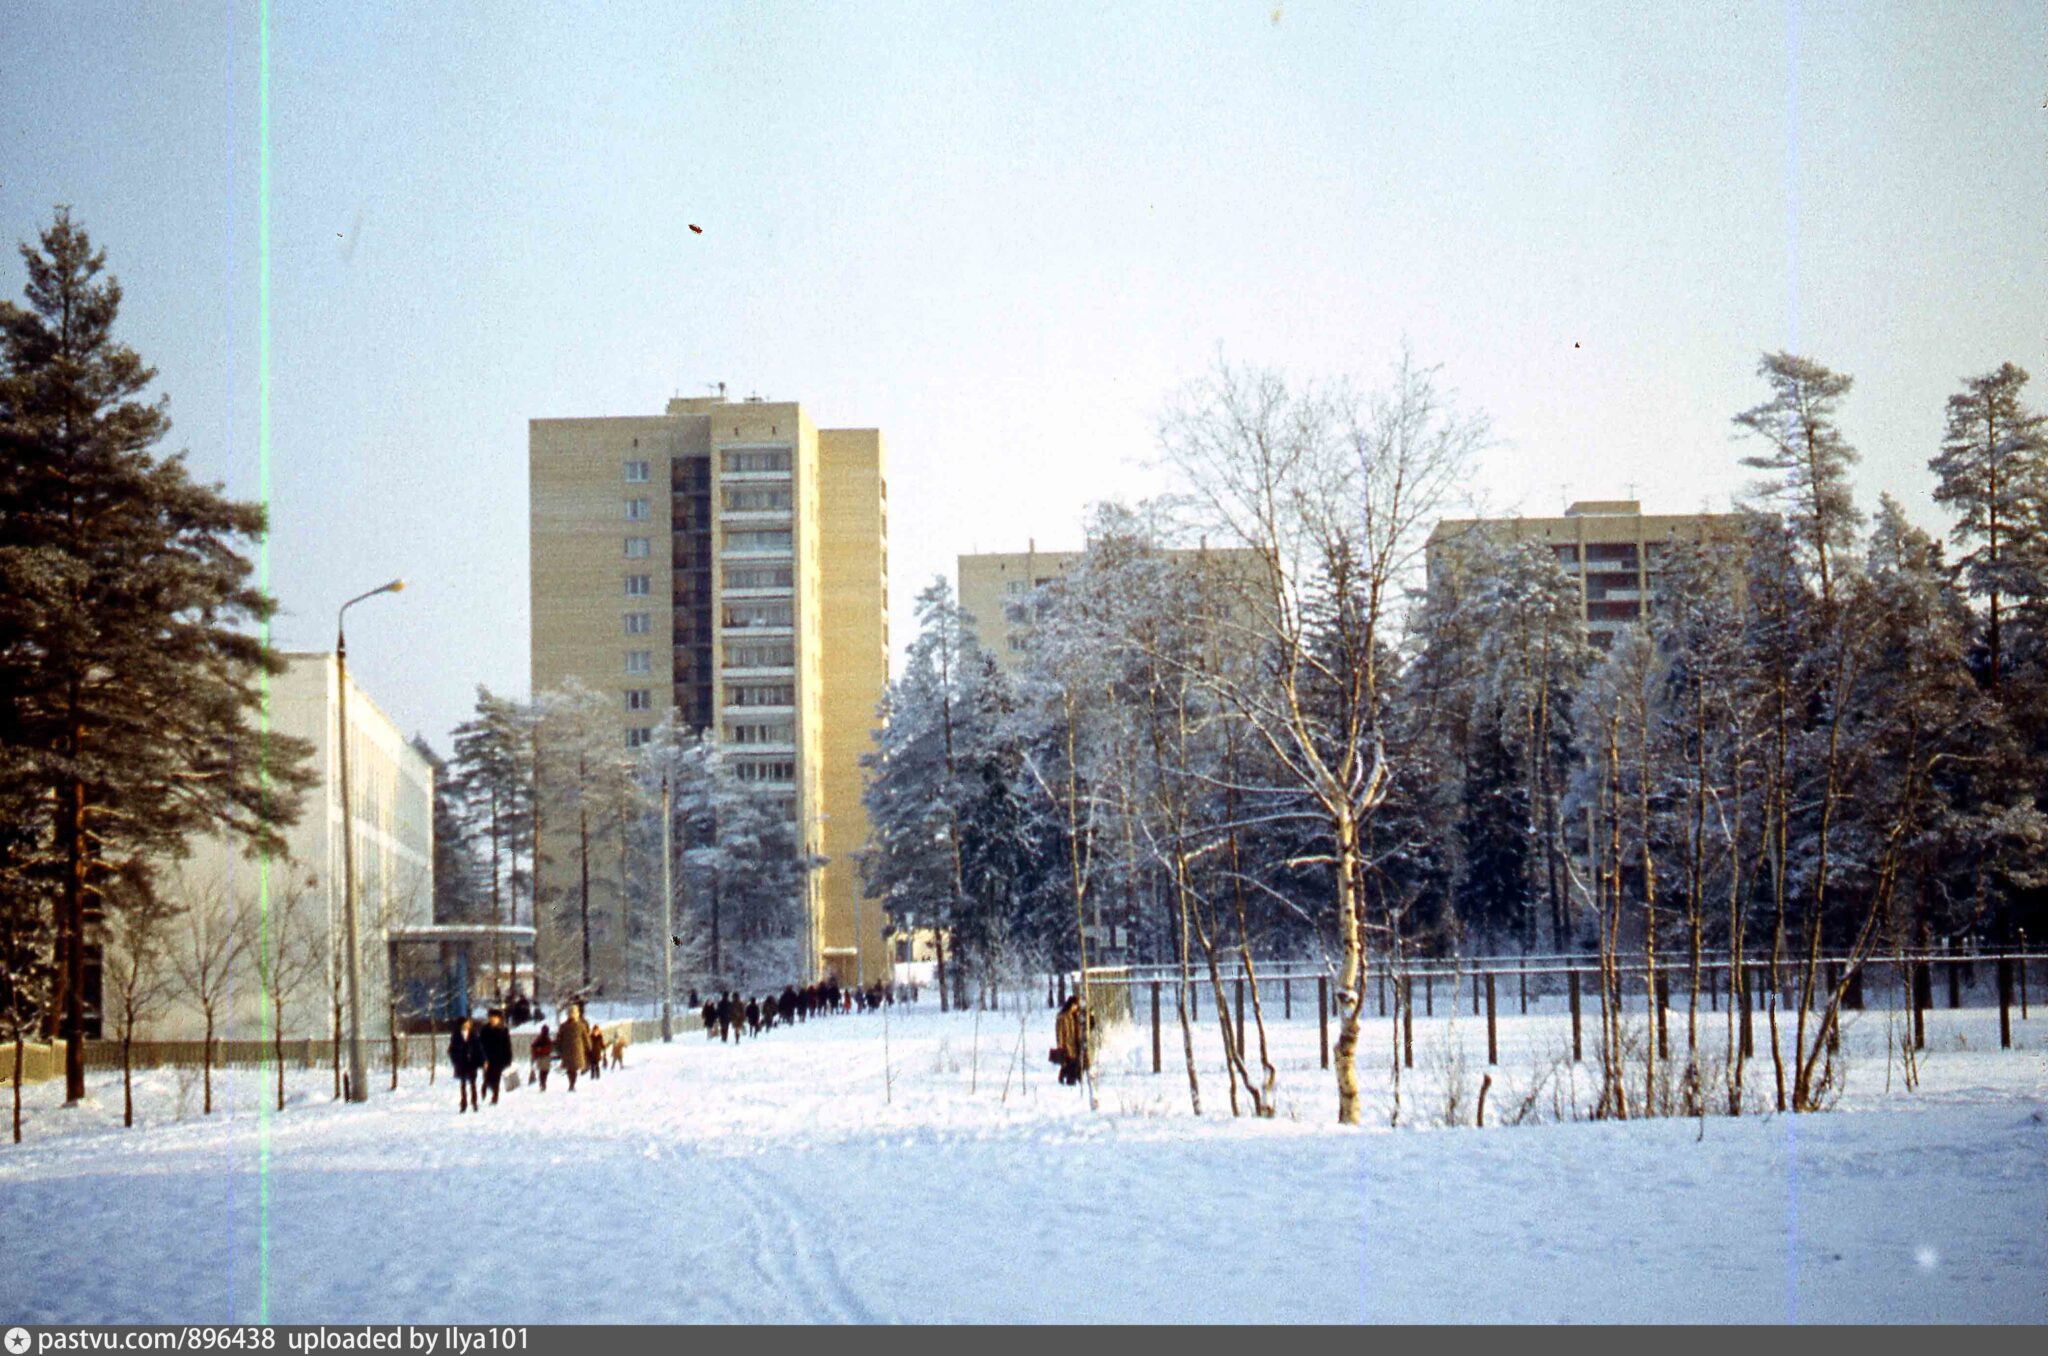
529, 393, 888, 988
1426, 501, 1747, 649
958, 542, 1264, 673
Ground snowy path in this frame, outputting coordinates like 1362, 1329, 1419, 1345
2, 1004, 2044, 1322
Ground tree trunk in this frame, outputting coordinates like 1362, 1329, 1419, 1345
203, 1011, 215, 1115
1331, 812, 1365, 1126
578, 806, 592, 989
123, 1032, 134, 1127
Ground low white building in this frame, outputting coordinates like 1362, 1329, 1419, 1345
127, 652, 435, 1042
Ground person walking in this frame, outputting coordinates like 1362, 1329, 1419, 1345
1053, 994, 1090, 1088
448, 1017, 484, 1112
557, 1004, 590, 1091
701, 997, 718, 1039
762, 993, 779, 1031
480, 1010, 514, 1106
530, 1023, 554, 1091
746, 996, 762, 1037
586, 1022, 605, 1080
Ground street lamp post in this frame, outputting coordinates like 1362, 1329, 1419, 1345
660, 772, 674, 1042
337, 579, 404, 1103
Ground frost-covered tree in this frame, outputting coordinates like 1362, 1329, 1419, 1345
1735, 352, 1863, 615
862, 579, 979, 1009
1159, 353, 1483, 1125
656, 726, 812, 991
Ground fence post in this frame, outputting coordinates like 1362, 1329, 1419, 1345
1913, 954, 1929, 1050
1150, 981, 1162, 1074
1191, 980, 1199, 1021
1472, 971, 1480, 1016
1519, 966, 1528, 1015
1998, 956, 2012, 1050
1655, 970, 1670, 1060
1284, 976, 1292, 1021
1424, 972, 1433, 1017
1568, 969, 1582, 1063
1401, 976, 1414, 1070
1377, 967, 1386, 1018
1234, 978, 1246, 1056
1846, 964, 1864, 1011
1740, 962, 1754, 1059
1318, 976, 1330, 1070
1484, 972, 1498, 1066
1946, 937, 1961, 1009
1709, 962, 1719, 1013
2019, 930, 2029, 1020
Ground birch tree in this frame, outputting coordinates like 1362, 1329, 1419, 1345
1159, 354, 1483, 1124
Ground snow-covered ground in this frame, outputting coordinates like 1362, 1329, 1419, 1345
2, 997, 2043, 1323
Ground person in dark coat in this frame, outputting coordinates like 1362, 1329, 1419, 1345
530, 1023, 555, 1091
448, 1017, 484, 1112
780, 985, 799, 1026
746, 996, 762, 1036
1054, 995, 1090, 1087
586, 1022, 605, 1080
557, 1005, 590, 1090
701, 997, 718, 1039
479, 1010, 514, 1105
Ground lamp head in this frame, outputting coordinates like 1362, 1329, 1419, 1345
382, 579, 406, 595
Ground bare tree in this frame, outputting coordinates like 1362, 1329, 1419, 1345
166, 873, 249, 1115
100, 875, 177, 1127
1159, 353, 1483, 1124
242, 868, 323, 1113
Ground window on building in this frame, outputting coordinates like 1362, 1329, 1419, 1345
625, 460, 650, 483
722, 486, 793, 512
733, 759, 796, 784
725, 564, 794, 590
626, 727, 652, 748
722, 600, 794, 629
1007, 634, 1027, 652
625, 498, 650, 520
723, 528, 793, 553
625, 537, 650, 558
625, 689, 652, 711
721, 448, 792, 475
728, 682, 795, 707
725, 640, 795, 669
625, 612, 651, 635
625, 650, 652, 674
1005, 580, 1027, 595
726, 719, 795, 745
625, 574, 651, 596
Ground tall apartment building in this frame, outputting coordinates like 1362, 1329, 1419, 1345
958, 542, 1263, 672
1426, 500, 1746, 648
530, 393, 888, 988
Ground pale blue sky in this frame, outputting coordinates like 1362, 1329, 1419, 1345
3, 1, 2042, 751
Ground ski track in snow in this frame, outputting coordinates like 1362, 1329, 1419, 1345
1, 1002, 2044, 1322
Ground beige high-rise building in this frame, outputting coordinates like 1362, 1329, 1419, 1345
530, 393, 888, 989
1426, 500, 1747, 649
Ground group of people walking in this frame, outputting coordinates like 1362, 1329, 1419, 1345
447, 1001, 626, 1111
696, 979, 909, 1042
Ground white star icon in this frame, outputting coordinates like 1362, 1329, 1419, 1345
5, 1327, 31, 1355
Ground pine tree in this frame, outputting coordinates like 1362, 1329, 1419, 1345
0, 209, 314, 1101
1735, 352, 1863, 615
1930, 363, 2048, 696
